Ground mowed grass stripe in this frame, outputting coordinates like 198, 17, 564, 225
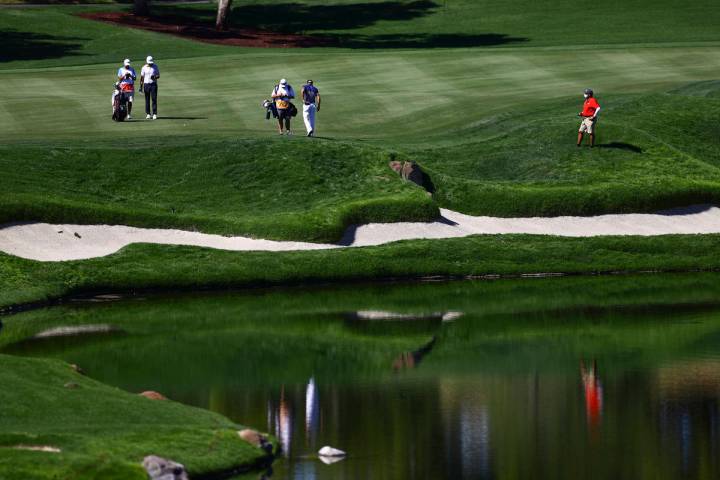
2, 46, 720, 144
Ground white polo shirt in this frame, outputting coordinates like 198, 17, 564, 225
141, 64, 160, 84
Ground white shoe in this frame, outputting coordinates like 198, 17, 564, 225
286, 130, 292, 136
126, 114, 131, 120
152, 114, 157, 120
146, 114, 151, 120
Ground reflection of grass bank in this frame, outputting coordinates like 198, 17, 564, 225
3, 233, 720, 310
5, 272, 720, 387
4, 273, 720, 480
0, 354, 276, 480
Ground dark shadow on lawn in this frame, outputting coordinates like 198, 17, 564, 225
149, 2, 528, 48
596, 142, 643, 153
158, 1, 438, 33
0, 29, 86, 62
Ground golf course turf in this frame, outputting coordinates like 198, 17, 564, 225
2, 0, 720, 477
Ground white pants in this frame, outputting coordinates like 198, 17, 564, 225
303, 103, 316, 133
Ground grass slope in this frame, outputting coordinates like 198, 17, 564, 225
0, 139, 436, 241
418, 87, 720, 215
0, 354, 275, 480
2, 233, 720, 310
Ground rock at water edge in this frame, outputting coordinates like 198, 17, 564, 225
143, 455, 188, 480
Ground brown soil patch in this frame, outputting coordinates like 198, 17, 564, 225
78, 12, 333, 48
139, 390, 168, 400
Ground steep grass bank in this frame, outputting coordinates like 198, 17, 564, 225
415, 88, 720, 216
0, 140, 437, 242
0, 354, 275, 480
2, 233, 720, 311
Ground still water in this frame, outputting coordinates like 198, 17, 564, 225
5, 274, 720, 479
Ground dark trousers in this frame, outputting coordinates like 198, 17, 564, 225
277, 108, 290, 130
144, 83, 158, 115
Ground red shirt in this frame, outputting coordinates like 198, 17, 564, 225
581, 97, 600, 117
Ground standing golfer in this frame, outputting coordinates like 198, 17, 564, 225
301, 80, 321, 137
271, 78, 295, 135
117, 59, 136, 119
577, 88, 601, 147
140, 56, 160, 120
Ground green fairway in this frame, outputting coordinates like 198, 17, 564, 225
2, 43, 720, 144
2, 2, 720, 227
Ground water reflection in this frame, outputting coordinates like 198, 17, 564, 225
656, 360, 720, 478
305, 377, 320, 447
6, 275, 720, 479
580, 360, 603, 439
392, 336, 437, 371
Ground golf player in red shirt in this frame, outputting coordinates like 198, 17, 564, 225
577, 88, 601, 147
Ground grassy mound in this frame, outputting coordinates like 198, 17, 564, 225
0, 139, 437, 242
415, 87, 720, 216
0, 354, 275, 480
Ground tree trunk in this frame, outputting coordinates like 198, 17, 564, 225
215, 0, 233, 31
133, 0, 150, 16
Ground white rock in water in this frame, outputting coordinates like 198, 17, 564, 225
318, 446, 346, 457
442, 311, 464, 322
319, 455, 345, 465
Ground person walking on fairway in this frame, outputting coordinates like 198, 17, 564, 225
271, 78, 295, 135
117, 59, 136, 120
301, 79, 321, 137
577, 88, 601, 147
140, 55, 160, 120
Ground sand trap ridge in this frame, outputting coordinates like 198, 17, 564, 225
1, 206, 719, 262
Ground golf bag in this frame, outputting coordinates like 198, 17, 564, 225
262, 99, 278, 119
288, 102, 298, 118
112, 89, 129, 122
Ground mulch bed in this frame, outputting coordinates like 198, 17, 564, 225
78, 11, 333, 47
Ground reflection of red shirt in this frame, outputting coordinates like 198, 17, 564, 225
584, 381, 603, 427
581, 97, 600, 117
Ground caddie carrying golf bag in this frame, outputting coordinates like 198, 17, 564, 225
112, 86, 129, 122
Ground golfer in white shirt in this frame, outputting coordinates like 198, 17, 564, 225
140, 56, 160, 120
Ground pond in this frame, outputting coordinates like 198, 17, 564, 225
4, 273, 720, 479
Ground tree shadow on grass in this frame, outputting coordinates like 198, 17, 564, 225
0, 30, 87, 62
596, 142, 643, 153
311, 32, 527, 48
149, 1, 528, 48
157, 1, 439, 33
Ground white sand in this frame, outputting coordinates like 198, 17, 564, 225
1, 205, 719, 262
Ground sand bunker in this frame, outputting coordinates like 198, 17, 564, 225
1, 206, 719, 262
